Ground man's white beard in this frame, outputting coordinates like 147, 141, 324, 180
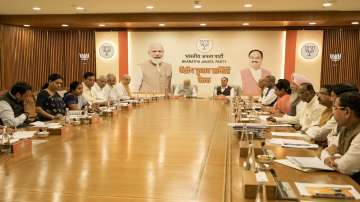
151, 58, 163, 65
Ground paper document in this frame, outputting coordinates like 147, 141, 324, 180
287, 156, 334, 171
255, 171, 269, 183
268, 138, 318, 148
274, 159, 312, 172
295, 182, 360, 199
258, 115, 269, 121
266, 123, 293, 127
30, 121, 46, 127
269, 138, 309, 145
271, 132, 304, 138
282, 143, 318, 149
13, 131, 36, 139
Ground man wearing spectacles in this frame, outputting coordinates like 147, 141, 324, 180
305, 85, 334, 143
321, 92, 360, 184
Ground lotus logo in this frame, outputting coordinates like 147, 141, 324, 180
329, 53, 342, 62
197, 39, 213, 53
301, 43, 319, 59
99, 42, 115, 59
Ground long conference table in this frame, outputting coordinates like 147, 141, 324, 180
0, 99, 359, 202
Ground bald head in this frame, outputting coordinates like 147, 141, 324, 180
148, 43, 164, 60
121, 74, 131, 85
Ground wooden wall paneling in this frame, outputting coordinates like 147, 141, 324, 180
0, 25, 96, 91
0, 25, 4, 89
321, 29, 360, 87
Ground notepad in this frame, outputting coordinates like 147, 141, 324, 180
286, 156, 334, 171
295, 182, 360, 199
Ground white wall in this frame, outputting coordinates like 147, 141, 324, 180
295, 30, 324, 91
95, 32, 119, 81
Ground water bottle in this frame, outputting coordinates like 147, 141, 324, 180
1, 126, 10, 145
84, 106, 88, 117
65, 108, 70, 124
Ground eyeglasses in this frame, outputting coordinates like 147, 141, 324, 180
332, 106, 345, 111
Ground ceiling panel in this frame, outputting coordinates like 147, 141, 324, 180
0, 0, 360, 14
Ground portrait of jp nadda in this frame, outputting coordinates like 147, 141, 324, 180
133, 43, 172, 93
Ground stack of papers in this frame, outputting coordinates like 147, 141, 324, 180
45, 123, 63, 129
30, 121, 46, 127
295, 182, 360, 199
269, 138, 318, 149
274, 159, 313, 172
68, 110, 82, 116
228, 122, 268, 129
266, 123, 293, 127
30, 122, 62, 129
271, 132, 304, 138
287, 156, 334, 171
13, 131, 36, 139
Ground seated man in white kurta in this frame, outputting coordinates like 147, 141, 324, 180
174, 79, 197, 98
117, 75, 133, 100
267, 83, 326, 131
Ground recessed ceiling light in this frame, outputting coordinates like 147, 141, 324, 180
242, 22, 250, 26
99, 24, 105, 27
322, 2, 332, 7
146, 5, 154, 9
352, 21, 359, 25
23, 24, 31, 27
76, 6, 85, 10
309, 22, 317, 25
61, 24, 69, 27
159, 23, 166, 27
32, 7, 41, 11
200, 23, 207, 26
193, 1, 202, 9
244, 4, 253, 8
